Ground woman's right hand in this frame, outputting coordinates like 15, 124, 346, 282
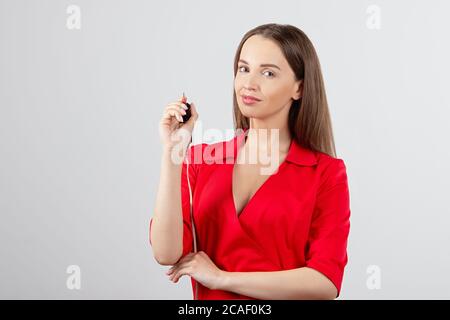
159, 95, 199, 150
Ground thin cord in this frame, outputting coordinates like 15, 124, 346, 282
185, 139, 198, 300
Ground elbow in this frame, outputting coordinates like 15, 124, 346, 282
317, 285, 338, 300
155, 257, 179, 266
152, 250, 182, 266
304, 289, 336, 300
150, 238, 183, 265
321, 292, 337, 300
149, 221, 182, 266
154, 254, 180, 266
303, 267, 338, 300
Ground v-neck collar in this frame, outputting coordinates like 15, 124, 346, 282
229, 128, 288, 219
216, 127, 318, 219
221, 127, 318, 167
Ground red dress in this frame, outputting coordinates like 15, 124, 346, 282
150, 128, 351, 299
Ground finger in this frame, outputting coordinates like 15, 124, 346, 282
166, 102, 189, 111
166, 104, 188, 116
176, 252, 195, 263
162, 111, 182, 123
166, 105, 187, 116
168, 261, 188, 274
171, 267, 190, 283
167, 106, 189, 122
162, 108, 184, 123
168, 256, 194, 280
162, 104, 188, 121
166, 262, 183, 275
166, 257, 189, 276
169, 268, 179, 281
164, 109, 183, 122
164, 106, 186, 118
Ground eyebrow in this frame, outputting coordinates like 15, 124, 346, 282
238, 59, 281, 71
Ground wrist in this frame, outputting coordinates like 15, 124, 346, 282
216, 270, 233, 291
162, 145, 175, 154
161, 145, 186, 165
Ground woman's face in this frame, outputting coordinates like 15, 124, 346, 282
234, 35, 303, 120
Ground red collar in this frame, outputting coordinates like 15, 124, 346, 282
219, 128, 317, 167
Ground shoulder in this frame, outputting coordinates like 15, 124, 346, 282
315, 151, 347, 170
313, 151, 348, 190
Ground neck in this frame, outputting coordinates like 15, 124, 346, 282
245, 119, 292, 155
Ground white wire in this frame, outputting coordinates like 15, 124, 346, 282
185, 140, 198, 300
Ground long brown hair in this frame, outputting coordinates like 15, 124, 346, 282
232, 23, 336, 158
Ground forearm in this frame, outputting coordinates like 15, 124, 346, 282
151, 147, 184, 265
218, 267, 337, 300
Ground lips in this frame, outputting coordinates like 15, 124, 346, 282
242, 94, 261, 101
241, 94, 261, 105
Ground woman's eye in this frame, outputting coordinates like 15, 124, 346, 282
238, 66, 248, 72
263, 70, 275, 77
237, 66, 275, 78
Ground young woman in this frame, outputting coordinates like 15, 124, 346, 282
150, 23, 351, 300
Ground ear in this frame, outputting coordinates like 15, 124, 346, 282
292, 79, 303, 100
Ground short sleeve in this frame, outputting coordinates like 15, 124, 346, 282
305, 158, 351, 298
149, 143, 203, 262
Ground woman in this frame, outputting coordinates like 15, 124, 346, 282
150, 23, 351, 300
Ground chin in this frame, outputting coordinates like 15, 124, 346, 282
238, 107, 259, 118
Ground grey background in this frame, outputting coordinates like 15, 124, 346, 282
1, 0, 449, 299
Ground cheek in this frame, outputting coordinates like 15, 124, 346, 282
263, 82, 291, 103
234, 76, 242, 92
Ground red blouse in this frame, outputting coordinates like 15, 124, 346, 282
150, 128, 351, 299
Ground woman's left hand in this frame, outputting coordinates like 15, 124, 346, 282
166, 251, 225, 290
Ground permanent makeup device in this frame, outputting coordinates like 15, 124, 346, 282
181, 92, 192, 122
182, 92, 198, 300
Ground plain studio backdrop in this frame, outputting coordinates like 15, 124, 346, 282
1, 0, 449, 299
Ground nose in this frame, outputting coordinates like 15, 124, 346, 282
243, 72, 259, 91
